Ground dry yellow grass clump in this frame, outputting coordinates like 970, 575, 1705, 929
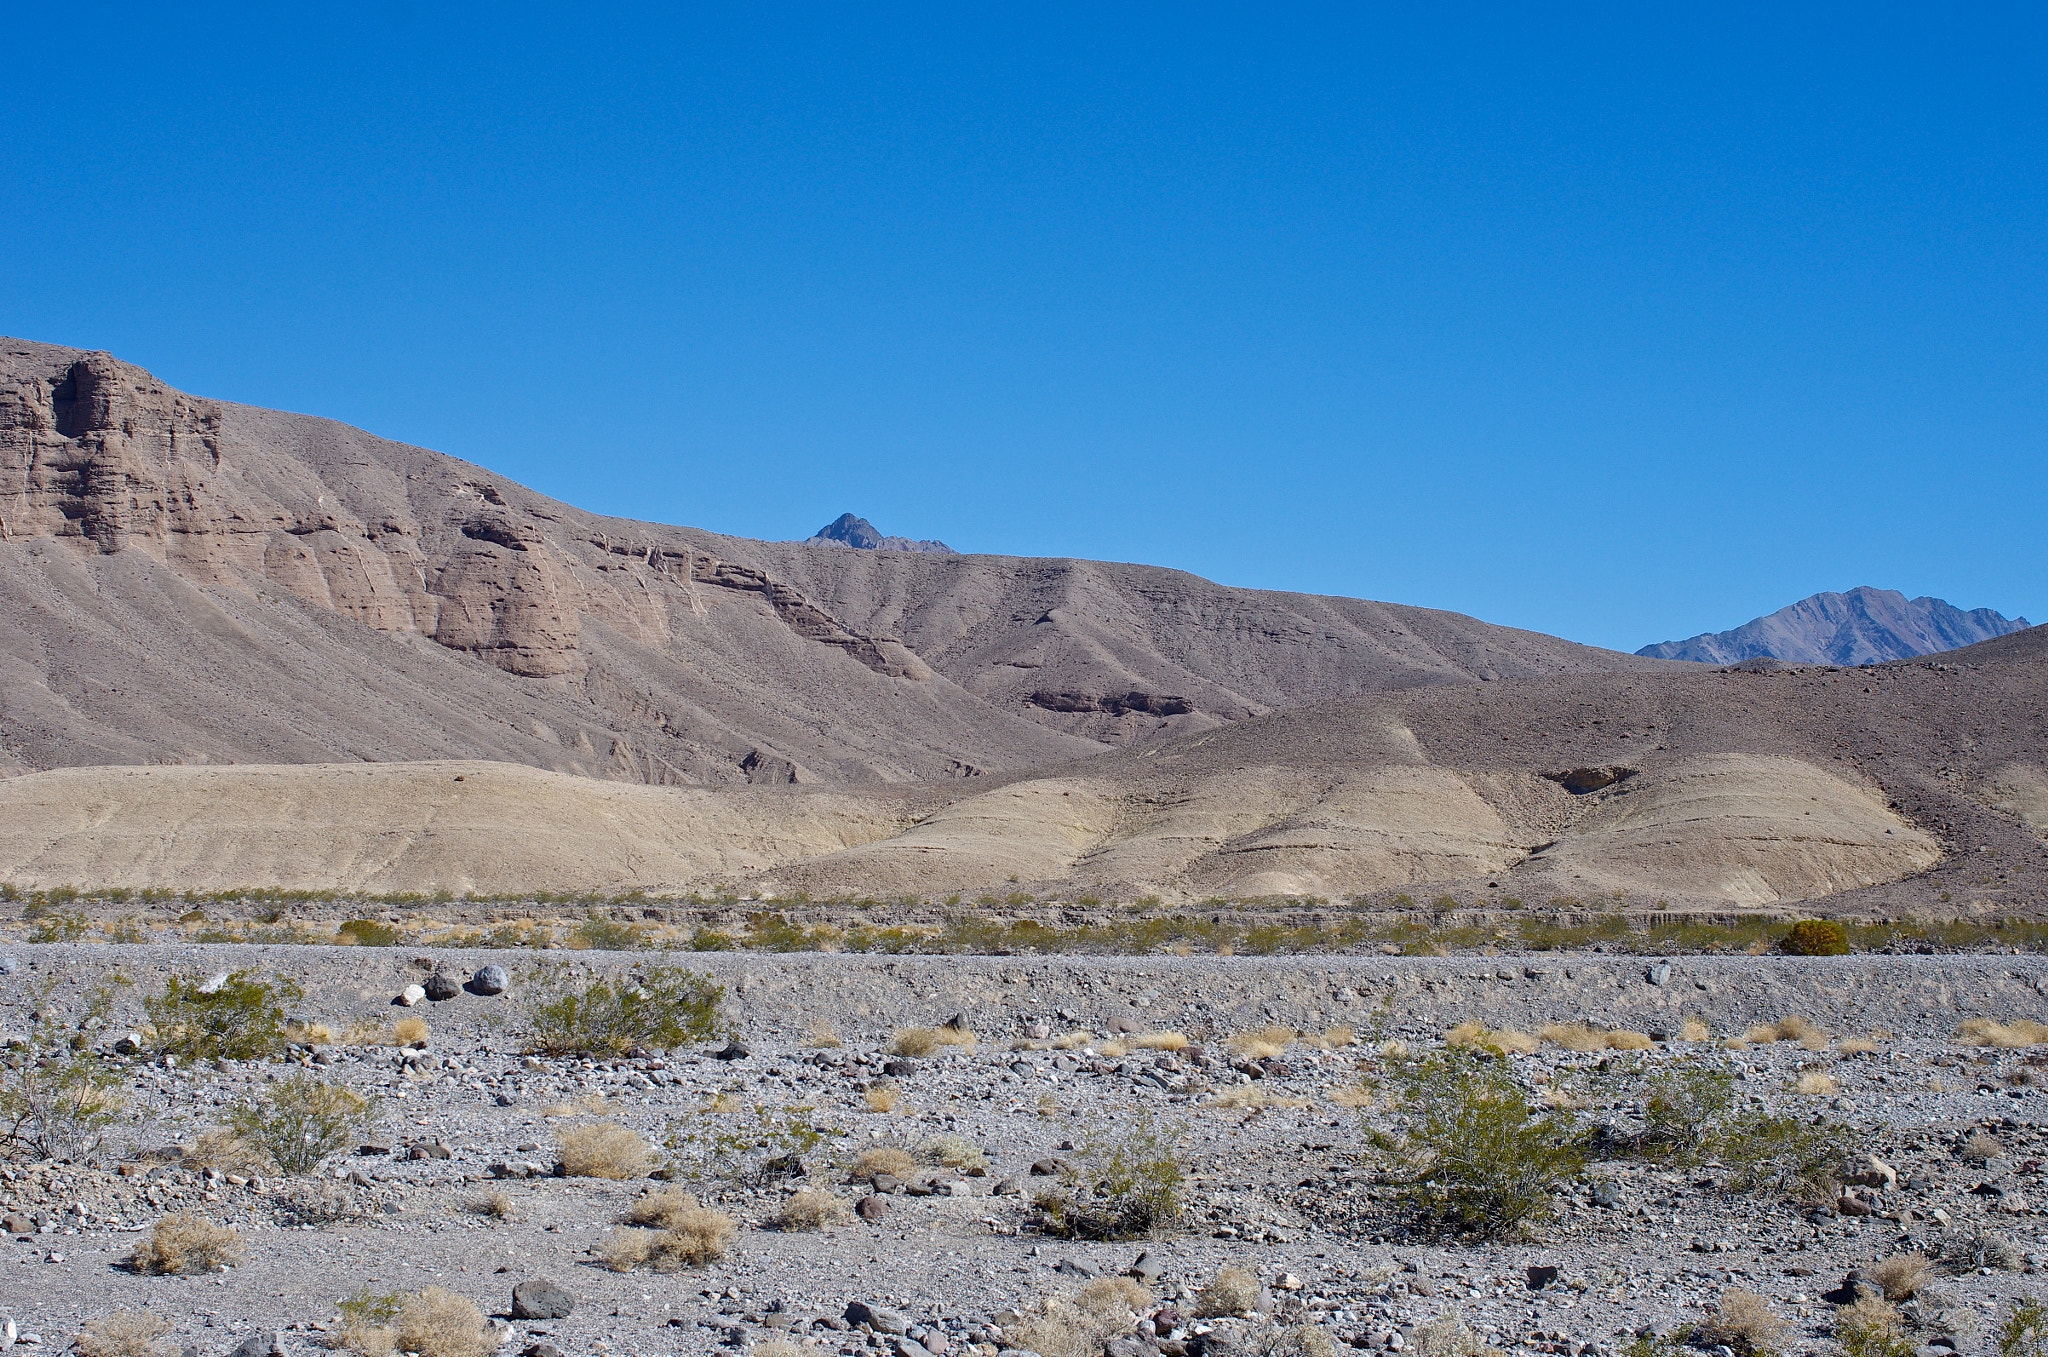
806, 1023, 843, 1049
1678, 1015, 1714, 1042
863, 1086, 902, 1114
1050, 1031, 1096, 1051
285, 1021, 337, 1045
775, 1189, 853, 1231
127, 1213, 244, 1275
1209, 1086, 1310, 1111
558, 1122, 658, 1179
393, 1289, 494, 1357
1445, 1021, 1539, 1056
1227, 1027, 1296, 1060
1833, 1295, 1904, 1354
1696, 1290, 1786, 1355
393, 1017, 430, 1046
598, 1199, 735, 1271
1195, 1265, 1263, 1318
1793, 1070, 1839, 1096
1744, 1015, 1828, 1049
1538, 1023, 1655, 1053
1005, 1279, 1155, 1357
892, 1025, 977, 1057
76, 1312, 172, 1357
1131, 1031, 1189, 1051
850, 1146, 919, 1181
465, 1191, 515, 1221
1959, 1018, 2048, 1049
1837, 1036, 1881, 1055
1328, 1083, 1375, 1108
1865, 1253, 1932, 1301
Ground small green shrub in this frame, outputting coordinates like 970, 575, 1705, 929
1366, 1048, 1583, 1239
226, 1074, 377, 1174
668, 1102, 840, 1188
1639, 1064, 1737, 1163
1035, 1109, 1185, 1240
524, 964, 722, 1055
1717, 1109, 1850, 1203
145, 970, 300, 1061
1997, 1298, 2048, 1357
572, 914, 646, 951
337, 919, 400, 948
0, 983, 124, 1162
27, 907, 89, 943
1780, 919, 1850, 956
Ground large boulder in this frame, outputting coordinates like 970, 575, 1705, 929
511, 1279, 577, 1320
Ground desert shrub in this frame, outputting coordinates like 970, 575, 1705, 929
464, 1190, 515, 1220
525, 964, 721, 1055
863, 1086, 901, 1113
559, 1121, 658, 1179
1036, 1109, 1184, 1240
1938, 1227, 2024, 1272
0, 1043, 123, 1163
332, 1289, 403, 1357
1960, 1019, 2048, 1049
28, 907, 89, 943
1227, 1027, 1296, 1059
1410, 1312, 1502, 1357
1132, 1031, 1189, 1050
1679, 1015, 1713, 1042
1195, 1264, 1262, 1317
668, 1102, 838, 1188
1780, 919, 1850, 956
185, 1129, 269, 1176
597, 1204, 735, 1270
572, 915, 646, 951
1444, 1021, 1539, 1056
1540, 1023, 1654, 1053
1793, 1070, 1839, 1096
145, 970, 300, 1061
1007, 1279, 1155, 1357
337, 920, 400, 948
393, 1287, 493, 1357
227, 1074, 377, 1175
1697, 1290, 1786, 1356
1835, 1296, 1913, 1357
1838, 1036, 1880, 1055
1366, 1048, 1583, 1238
624, 1188, 700, 1227
850, 1146, 918, 1181
1639, 1064, 1737, 1164
1050, 1031, 1096, 1051
393, 1016, 430, 1046
1997, 1298, 2048, 1357
917, 1133, 988, 1172
892, 1025, 977, 1057
1717, 1109, 1850, 1203
1963, 1131, 2006, 1163
775, 1188, 853, 1230
807, 1023, 843, 1049
1208, 1086, 1309, 1110
127, 1212, 243, 1274
1865, 1254, 1932, 1301
75, 1312, 172, 1357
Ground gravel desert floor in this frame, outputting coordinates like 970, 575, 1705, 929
6, 945, 2048, 1357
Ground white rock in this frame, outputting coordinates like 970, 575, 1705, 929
398, 984, 427, 1007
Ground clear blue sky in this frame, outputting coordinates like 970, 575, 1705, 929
3, 5, 2042, 652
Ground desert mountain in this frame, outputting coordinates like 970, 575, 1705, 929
805, 512, 954, 554
1637, 586, 2030, 666
0, 339, 1669, 780
5, 339, 2044, 910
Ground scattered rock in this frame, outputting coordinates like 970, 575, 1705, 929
1130, 1251, 1162, 1282
225, 1333, 285, 1357
1526, 1266, 1559, 1290
714, 1041, 750, 1061
196, 972, 231, 995
1029, 1159, 1062, 1176
522, 1345, 564, 1357
857, 1195, 890, 1221
847, 1303, 909, 1336
396, 984, 427, 1007
470, 965, 509, 996
424, 972, 462, 1002
511, 1279, 577, 1320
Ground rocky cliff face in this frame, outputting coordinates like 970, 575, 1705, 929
0, 339, 1672, 783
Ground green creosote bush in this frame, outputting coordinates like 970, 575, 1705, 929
1780, 919, 1851, 956
226, 1073, 379, 1175
1715, 1108, 1851, 1204
145, 970, 301, 1062
1998, 1299, 2048, 1357
1035, 1109, 1185, 1240
26, 907, 90, 943
1588, 1058, 1849, 1203
337, 919, 400, 948
523, 963, 722, 1055
571, 913, 647, 951
1366, 1048, 1584, 1239
1835, 1297, 1915, 1357
0, 985, 124, 1162
667, 1102, 841, 1189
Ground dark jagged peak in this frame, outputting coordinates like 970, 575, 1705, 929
805, 512, 954, 554
1638, 586, 2031, 666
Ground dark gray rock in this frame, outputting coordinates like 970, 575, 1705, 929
423, 972, 461, 1002
225, 1333, 285, 1357
1129, 1251, 1163, 1282
511, 1278, 577, 1320
1526, 1265, 1559, 1290
857, 1194, 889, 1221
846, 1303, 910, 1335
523, 1345, 563, 1357
1591, 1181, 1623, 1208
469, 964, 508, 996
715, 1041, 750, 1061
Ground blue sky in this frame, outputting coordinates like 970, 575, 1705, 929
3, 4, 2041, 651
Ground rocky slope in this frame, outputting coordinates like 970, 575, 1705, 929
0, 340, 1668, 781
1637, 587, 2031, 666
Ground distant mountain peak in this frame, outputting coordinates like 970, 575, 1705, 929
1638, 586, 2031, 666
806, 513, 953, 554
